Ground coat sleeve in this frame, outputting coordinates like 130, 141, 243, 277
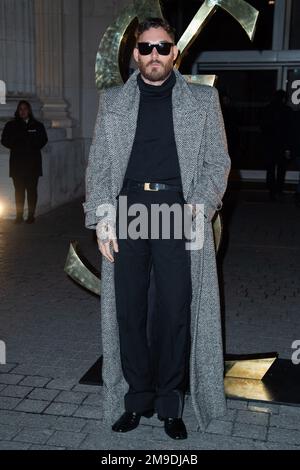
82, 91, 114, 230
36, 123, 48, 149
188, 86, 231, 222
1, 122, 12, 149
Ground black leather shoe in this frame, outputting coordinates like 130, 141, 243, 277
161, 417, 188, 440
112, 410, 154, 433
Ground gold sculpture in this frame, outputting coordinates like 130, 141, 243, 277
96, 0, 258, 89
66, 0, 280, 402
68, 0, 259, 292
67, 0, 260, 287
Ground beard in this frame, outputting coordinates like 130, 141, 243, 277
138, 57, 174, 82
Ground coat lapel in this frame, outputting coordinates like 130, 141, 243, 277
106, 68, 207, 201
172, 69, 207, 201
106, 69, 140, 195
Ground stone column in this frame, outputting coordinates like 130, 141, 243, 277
0, 0, 35, 95
0, 0, 36, 119
34, 0, 71, 128
0, 80, 6, 104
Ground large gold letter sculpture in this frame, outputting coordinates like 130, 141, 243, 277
67, 1, 280, 400
96, 0, 258, 89
65, 0, 258, 293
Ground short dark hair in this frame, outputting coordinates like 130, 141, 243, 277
135, 17, 176, 43
15, 100, 34, 120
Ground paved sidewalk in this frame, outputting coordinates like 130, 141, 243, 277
0, 190, 300, 450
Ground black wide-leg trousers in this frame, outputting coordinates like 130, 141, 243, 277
12, 174, 39, 218
114, 188, 192, 418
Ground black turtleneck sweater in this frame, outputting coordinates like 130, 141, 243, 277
123, 70, 183, 187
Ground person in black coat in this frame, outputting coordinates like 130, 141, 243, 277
260, 90, 293, 201
1, 100, 48, 223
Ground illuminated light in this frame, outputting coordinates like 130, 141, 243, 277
0, 80, 6, 104
0, 202, 5, 217
268, 1, 275, 5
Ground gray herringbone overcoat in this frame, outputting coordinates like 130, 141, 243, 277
83, 67, 231, 431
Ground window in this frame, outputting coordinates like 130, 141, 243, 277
289, 0, 300, 49
196, 69, 278, 170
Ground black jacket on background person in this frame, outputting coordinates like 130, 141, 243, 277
1, 117, 48, 178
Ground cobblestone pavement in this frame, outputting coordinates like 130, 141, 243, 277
0, 190, 300, 450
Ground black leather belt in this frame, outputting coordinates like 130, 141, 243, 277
122, 180, 182, 192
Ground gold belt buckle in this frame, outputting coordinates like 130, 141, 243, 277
144, 182, 159, 191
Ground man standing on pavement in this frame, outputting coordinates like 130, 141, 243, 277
83, 17, 231, 441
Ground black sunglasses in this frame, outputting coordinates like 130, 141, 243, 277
136, 42, 174, 56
